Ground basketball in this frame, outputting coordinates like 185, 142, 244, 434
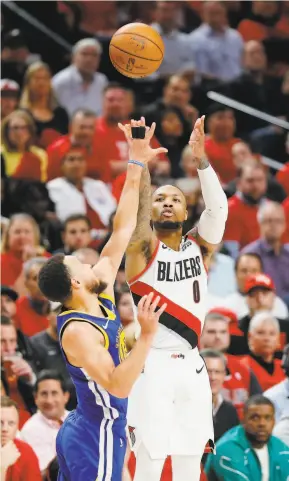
109, 23, 164, 78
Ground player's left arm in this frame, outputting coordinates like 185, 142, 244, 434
95, 118, 167, 298
186, 116, 228, 271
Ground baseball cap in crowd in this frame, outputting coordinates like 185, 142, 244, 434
0, 285, 19, 301
244, 273, 275, 295
0, 79, 20, 98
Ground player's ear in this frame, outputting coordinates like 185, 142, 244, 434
71, 278, 81, 290
185, 209, 188, 221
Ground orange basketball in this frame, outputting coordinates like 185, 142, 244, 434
109, 23, 165, 78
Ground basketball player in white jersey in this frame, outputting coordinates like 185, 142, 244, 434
119, 116, 228, 481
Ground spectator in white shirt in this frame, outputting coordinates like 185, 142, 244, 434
150, 1, 195, 78
47, 148, 116, 228
189, 1, 243, 82
21, 370, 70, 472
52, 38, 108, 117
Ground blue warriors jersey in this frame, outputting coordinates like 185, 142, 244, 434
57, 293, 128, 421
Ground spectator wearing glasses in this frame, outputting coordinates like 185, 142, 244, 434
1, 110, 48, 182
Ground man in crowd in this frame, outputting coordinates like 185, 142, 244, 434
223, 163, 268, 255
95, 83, 170, 182
200, 312, 262, 419
242, 201, 289, 301
241, 312, 285, 392
0, 79, 19, 121
205, 395, 289, 481
237, 274, 289, 357
1, 396, 41, 480
46, 147, 116, 227
21, 370, 70, 472
47, 109, 105, 180
54, 214, 92, 255
52, 38, 108, 117
201, 349, 239, 442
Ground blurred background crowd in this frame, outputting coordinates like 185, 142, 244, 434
1, 1, 289, 480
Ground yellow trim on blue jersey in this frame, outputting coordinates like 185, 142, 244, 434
99, 293, 115, 304
58, 306, 116, 321
59, 317, 110, 350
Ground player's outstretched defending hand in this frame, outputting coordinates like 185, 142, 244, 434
118, 117, 168, 164
188, 115, 206, 167
137, 292, 167, 337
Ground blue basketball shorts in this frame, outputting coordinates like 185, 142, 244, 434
56, 411, 127, 481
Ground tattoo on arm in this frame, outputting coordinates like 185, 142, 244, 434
197, 157, 210, 170
128, 165, 152, 257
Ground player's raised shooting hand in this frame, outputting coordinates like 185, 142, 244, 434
137, 292, 167, 338
188, 115, 207, 168
118, 117, 168, 164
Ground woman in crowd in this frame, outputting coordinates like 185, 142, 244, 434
19, 61, 69, 148
1, 213, 50, 295
1, 110, 48, 182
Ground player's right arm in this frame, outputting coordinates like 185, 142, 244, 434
61, 293, 166, 399
125, 164, 159, 281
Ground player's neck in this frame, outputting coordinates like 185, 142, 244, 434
66, 292, 102, 317
155, 230, 183, 251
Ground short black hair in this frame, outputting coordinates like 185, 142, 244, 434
63, 214, 91, 231
1, 315, 13, 326
235, 253, 263, 272
38, 254, 72, 303
115, 284, 131, 307
34, 370, 68, 393
244, 395, 275, 414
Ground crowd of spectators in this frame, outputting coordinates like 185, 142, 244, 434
1, 1, 289, 480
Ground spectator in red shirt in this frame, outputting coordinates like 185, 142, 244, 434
19, 61, 69, 149
1, 110, 48, 182
96, 83, 170, 184
205, 103, 240, 184
223, 163, 268, 256
1, 214, 50, 295
47, 109, 105, 181
283, 196, 289, 245
200, 312, 262, 419
241, 311, 286, 391
15, 257, 50, 337
1, 396, 41, 481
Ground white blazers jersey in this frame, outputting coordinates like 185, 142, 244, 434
128, 235, 208, 350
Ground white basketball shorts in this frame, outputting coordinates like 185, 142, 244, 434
127, 347, 215, 459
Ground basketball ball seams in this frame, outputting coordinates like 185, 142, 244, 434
111, 31, 164, 58
109, 44, 162, 62
110, 59, 148, 78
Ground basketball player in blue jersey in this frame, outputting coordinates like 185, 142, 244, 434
38, 118, 168, 481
